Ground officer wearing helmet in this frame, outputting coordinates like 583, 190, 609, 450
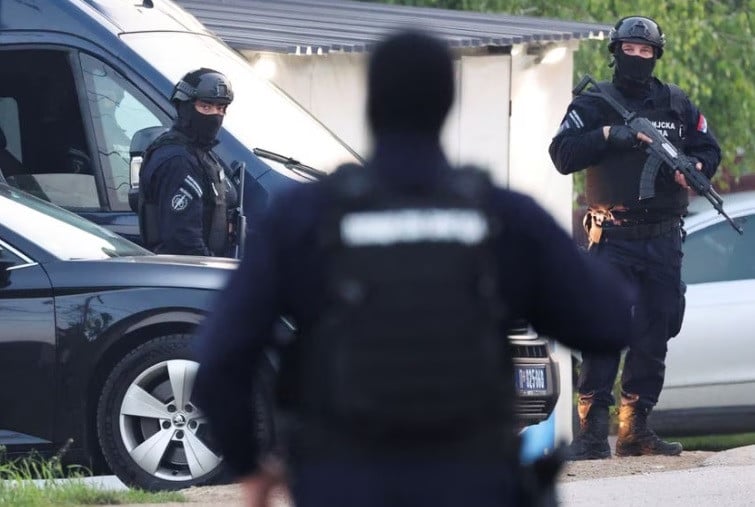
138, 68, 236, 256
549, 16, 721, 460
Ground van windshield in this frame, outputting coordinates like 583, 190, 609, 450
121, 32, 359, 174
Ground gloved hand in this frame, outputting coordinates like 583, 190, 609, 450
606, 125, 640, 150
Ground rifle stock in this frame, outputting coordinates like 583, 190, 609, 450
573, 75, 743, 235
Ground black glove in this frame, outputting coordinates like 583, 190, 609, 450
607, 125, 639, 150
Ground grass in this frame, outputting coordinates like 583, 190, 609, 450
0, 443, 186, 506
673, 432, 755, 452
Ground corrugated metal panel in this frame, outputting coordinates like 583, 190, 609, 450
175, 0, 610, 55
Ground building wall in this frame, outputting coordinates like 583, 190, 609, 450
450, 54, 511, 186
508, 47, 579, 445
244, 47, 572, 223
244, 51, 512, 187
509, 47, 576, 232
244, 52, 370, 158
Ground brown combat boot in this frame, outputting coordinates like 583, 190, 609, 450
615, 394, 682, 457
566, 397, 611, 460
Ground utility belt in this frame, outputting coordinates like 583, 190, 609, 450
583, 209, 680, 248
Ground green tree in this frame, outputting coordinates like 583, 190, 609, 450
372, 0, 755, 189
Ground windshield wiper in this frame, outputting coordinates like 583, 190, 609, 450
253, 148, 327, 180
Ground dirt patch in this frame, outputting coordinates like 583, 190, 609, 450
96, 484, 274, 507
177, 484, 289, 506
102, 452, 715, 505
559, 450, 715, 482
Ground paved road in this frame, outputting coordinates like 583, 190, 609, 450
558, 445, 755, 507
38, 445, 755, 506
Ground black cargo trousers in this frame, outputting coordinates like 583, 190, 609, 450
576, 225, 685, 409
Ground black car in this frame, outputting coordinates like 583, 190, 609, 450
0, 183, 248, 491
0, 182, 560, 490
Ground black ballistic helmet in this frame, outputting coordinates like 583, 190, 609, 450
170, 68, 234, 105
608, 16, 665, 59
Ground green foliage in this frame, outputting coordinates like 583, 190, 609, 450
0, 445, 185, 506
370, 0, 755, 184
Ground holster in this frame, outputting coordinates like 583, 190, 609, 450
583, 209, 611, 249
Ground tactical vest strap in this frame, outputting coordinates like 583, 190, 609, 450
200, 151, 228, 256
597, 81, 686, 121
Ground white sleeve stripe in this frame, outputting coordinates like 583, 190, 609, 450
569, 110, 584, 128
568, 111, 578, 127
179, 187, 194, 199
184, 175, 203, 198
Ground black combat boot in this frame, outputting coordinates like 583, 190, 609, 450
566, 398, 611, 460
615, 394, 682, 457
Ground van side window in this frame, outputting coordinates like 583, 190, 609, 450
0, 49, 97, 209
79, 54, 170, 212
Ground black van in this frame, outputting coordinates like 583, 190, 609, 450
0, 0, 359, 245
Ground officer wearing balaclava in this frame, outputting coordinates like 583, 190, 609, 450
549, 16, 721, 461
138, 68, 235, 256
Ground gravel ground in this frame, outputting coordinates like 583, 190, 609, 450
559, 450, 715, 482
103, 449, 717, 506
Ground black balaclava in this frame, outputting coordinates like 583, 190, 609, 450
367, 29, 454, 138
613, 48, 657, 91
174, 100, 223, 148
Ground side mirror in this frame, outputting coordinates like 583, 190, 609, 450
128, 126, 167, 213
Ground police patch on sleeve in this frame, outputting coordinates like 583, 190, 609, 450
170, 188, 193, 212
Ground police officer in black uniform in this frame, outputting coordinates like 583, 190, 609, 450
194, 29, 636, 507
138, 68, 235, 256
549, 16, 722, 460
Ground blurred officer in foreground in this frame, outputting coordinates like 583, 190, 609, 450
549, 16, 721, 461
138, 68, 236, 256
195, 29, 635, 507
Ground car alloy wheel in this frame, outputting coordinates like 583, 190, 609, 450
97, 334, 226, 491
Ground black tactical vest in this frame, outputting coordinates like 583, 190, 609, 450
297, 164, 511, 441
585, 82, 689, 218
138, 130, 228, 256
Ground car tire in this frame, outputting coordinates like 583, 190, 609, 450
96, 334, 275, 491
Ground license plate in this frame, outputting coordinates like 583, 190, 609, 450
514, 365, 547, 395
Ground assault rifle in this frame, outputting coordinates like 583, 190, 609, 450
230, 160, 247, 259
572, 75, 743, 235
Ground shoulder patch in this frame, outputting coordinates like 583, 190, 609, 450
171, 191, 192, 212
696, 114, 708, 133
